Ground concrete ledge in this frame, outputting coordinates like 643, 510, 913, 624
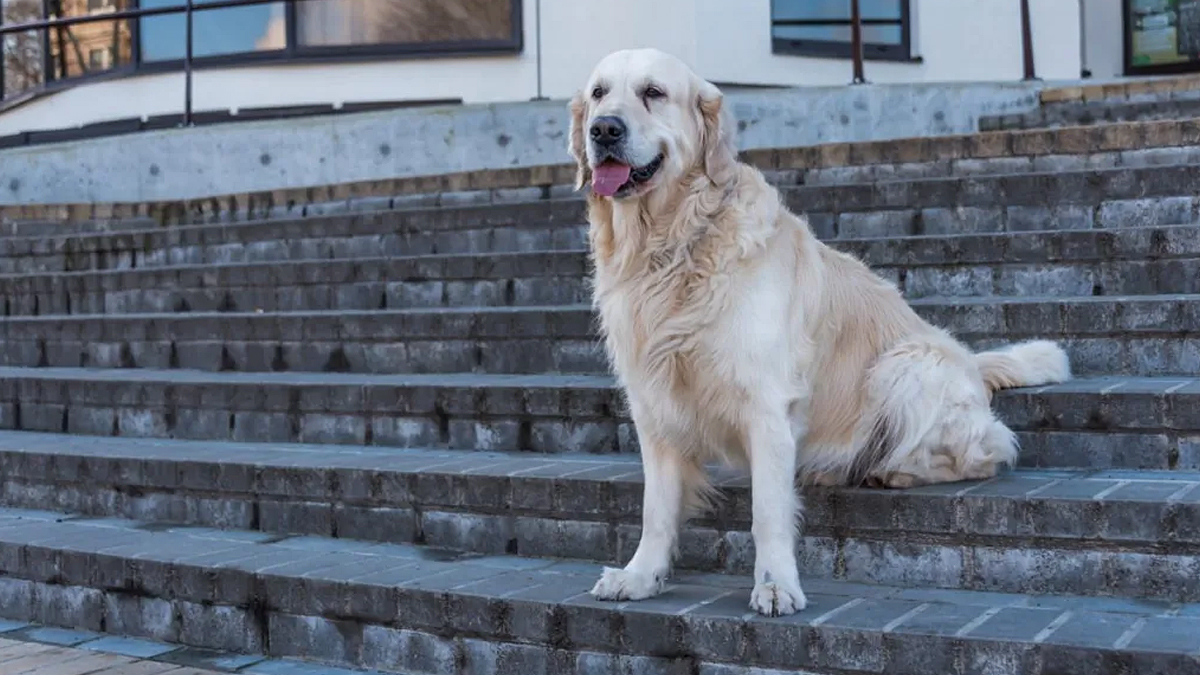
1, 80, 1044, 207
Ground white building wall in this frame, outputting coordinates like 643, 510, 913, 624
0, 0, 1085, 136
1081, 0, 1124, 79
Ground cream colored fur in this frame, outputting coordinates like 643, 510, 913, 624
567, 48, 1072, 617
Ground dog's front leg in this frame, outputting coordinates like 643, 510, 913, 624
746, 410, 808, 616
590, 432, 689, 602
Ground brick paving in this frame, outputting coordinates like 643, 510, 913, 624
0, 637, 221, 675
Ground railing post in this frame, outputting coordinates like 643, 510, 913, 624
850, 0, 866, 84
1020, 0, 1037, 80
184, 0, 194, 125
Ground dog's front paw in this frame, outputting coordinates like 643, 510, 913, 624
590, 566, 665, 601
749, 580, 807, 617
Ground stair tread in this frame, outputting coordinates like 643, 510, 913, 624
5, 292, 1200, 322
0, 366, 1192, 391
2, 429, 1197, 511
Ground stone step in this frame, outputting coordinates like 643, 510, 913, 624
981, 96, 1200, 133
0, 504, 1195, 675
3, 225, 1198, 316
4, 117, 1197, 236
799, 138, 1200, 187
1, 433, 1198, 603
5, 164, 1200, 274
1, 295, 1196, 378
0, 367, 1194, 469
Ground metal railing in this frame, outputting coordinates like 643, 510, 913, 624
0, 0, 522, 127
0, 0, 1040, 132
845, 0, 1037, 84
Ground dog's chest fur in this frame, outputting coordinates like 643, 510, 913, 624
588, 198, 784, 456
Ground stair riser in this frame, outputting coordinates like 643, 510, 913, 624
11, 139, 1200, 242
0, 381, 1194, 469
802, 144, 1200, 186
5, 256, 1200, 317
1, 296, 1195, 377
7, 165, 1200, 273
1, 334, 1194, 378
7, 224, 1198, 300
982, 96, 1200, 132
5, 222, 1197, 314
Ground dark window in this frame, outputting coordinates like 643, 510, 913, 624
2, 0, 47, 98
139, 0, 285, 61
87, 45, 110, 67
771, 0, 912, 61
295, 0, 517, 51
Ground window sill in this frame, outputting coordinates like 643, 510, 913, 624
772, 39, 923, 64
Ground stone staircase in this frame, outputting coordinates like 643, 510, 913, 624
0, 118, 1199, 674
981, 75, 1200, 131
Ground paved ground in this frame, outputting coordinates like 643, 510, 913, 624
0, 637, 222, 675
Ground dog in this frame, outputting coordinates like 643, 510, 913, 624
566, 48, 1072, 617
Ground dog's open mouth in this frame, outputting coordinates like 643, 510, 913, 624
592, 154, 664, 197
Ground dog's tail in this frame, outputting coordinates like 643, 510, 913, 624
975, 340, 1072, 394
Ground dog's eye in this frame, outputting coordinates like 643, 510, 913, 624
591, 86, 605, 100
643, 86, 665, 100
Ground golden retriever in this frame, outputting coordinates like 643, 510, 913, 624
567, 48, 1072, 617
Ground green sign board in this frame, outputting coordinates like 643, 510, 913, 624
1127, 0, 1200, 72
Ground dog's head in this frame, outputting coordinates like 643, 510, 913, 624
568, 48, 736, 201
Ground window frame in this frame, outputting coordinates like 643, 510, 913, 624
770, 0, 914, 62
1122, 0, 1200, 76
6, 0, 523, 100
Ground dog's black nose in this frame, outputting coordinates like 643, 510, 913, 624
590, 116, 626, 146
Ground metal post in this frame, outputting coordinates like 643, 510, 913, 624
850, 0, 865, 84
184, 0, 194, 125
533, 0, 543, 100
1020, 0, 1036, 80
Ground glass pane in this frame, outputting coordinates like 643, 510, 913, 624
43, 0, 133, 81
773, 23, 903, 46
772, 0, 902, 22
139, 0, 286, 61
2, 0, 46, 98
296, 0, 514, 47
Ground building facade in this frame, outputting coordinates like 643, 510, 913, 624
0, 0, 1176, 138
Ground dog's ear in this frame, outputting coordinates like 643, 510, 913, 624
568, 90, 591, 191
697, 79, 737, 182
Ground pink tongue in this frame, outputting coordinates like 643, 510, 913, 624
592, 163, 632, 197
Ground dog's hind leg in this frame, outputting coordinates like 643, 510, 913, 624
858, 339, 1019, 489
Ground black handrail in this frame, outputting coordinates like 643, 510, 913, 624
850, 0, 866, 84
843, 0, 1037, 84
1020, 0, 1038, 80
2, 0, 1039, 126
